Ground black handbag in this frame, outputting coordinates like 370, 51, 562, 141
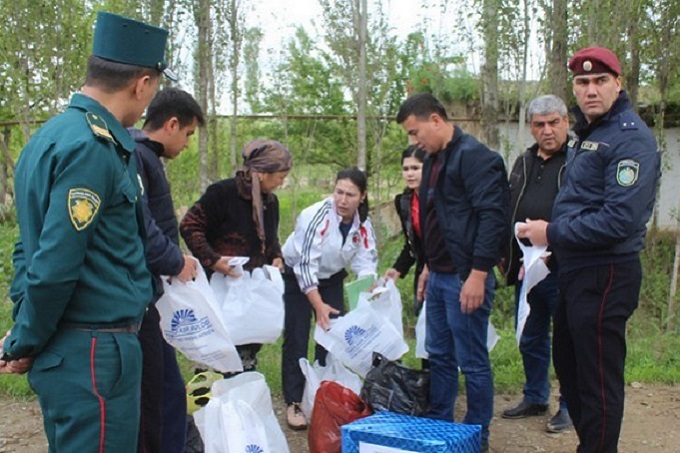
360, 352, 430, 416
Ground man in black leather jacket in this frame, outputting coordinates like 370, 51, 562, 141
501, 95, 571, 433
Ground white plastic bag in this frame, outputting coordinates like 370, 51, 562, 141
314, 299, 409, 377
193, 397, 224, 453
211, 265, 285, 345
415, 300, 428, 359
156, 260, 243, 373
211, 371, 289, 453
194, 389, 274, 453
513, 222, 551, 345
359, 278, 404, 336
299, 352, 363, 419
221, 400, 271, 453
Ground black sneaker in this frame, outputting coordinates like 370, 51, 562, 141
546, 408, 573, 433
501, 400, 549, 419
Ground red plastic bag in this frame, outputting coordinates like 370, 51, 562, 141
308, 380, 373, 453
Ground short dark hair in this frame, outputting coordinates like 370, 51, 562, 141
85, 55, 160, 93
401, 145, 425, 164
396, 92, 448, 124
336, 167, 369, 222
143, 88, 205, 131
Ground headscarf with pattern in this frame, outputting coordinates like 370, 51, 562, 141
236, 139, 293, 253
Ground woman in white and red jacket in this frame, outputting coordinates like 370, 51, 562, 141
280, 167, 378, 430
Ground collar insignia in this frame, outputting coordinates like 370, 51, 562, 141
581, 140, 599, 151
86, 112, 115, 143
567, 139, 578, 149
68, 188, 101, 231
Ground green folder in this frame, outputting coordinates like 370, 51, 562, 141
345, 275, 375, 310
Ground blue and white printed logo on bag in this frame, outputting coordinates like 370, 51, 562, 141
343, 325, 380, 359
165, 308, 214, 340
344, 325, 367, 346
246, 445, 264, 453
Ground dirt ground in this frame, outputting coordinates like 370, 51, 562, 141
1, 383, 678, 452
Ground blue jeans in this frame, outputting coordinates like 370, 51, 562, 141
425, 271, 494, 442
515, 273, 567, 410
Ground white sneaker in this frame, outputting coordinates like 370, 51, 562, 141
286, 403, 307, 430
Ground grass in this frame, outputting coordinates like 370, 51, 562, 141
2, 206, 680, 401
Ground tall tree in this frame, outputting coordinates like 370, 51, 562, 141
243, 27, 264, 113
480, 0, 500, 150
226, 0, 244, 175
355, 0, 368, 170
193, 0, 211, 192
543, 0, 568, 102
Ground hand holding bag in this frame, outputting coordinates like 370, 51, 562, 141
211, 265, 285, 345
156, 260, 243, 373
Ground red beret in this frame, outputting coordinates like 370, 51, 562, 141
568, 47, 621, 76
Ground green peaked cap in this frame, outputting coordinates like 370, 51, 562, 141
92, 11, 177, 81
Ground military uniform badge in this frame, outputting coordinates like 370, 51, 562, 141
86, 112, 115, 143
616, 159, 639, 187
68, 188, 101, 231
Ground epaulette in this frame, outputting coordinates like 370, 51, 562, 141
85, 112, 116, 143
618, 111, 640, 131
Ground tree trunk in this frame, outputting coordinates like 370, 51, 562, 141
229, 0, 241, 176
356, 0, 367, 170
548, 0, 568, 102
208, 20, 219, 182
624, 1, 643, 109
195, 0, 210, 193
481, 0, 500, 150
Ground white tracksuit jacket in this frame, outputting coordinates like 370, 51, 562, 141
282, 197, 378, 293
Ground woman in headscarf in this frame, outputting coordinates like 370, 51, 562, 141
180, 138, 293, 371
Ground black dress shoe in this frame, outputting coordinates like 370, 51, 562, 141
546, 408, 573, 432
501, 400, 549, 419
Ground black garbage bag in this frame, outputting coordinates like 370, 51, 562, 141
360, 352, 430, 416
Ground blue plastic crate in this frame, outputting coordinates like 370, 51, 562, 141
342, 411, 481, 452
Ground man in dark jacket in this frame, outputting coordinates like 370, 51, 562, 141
397, 93, 509, 453
518, 47, 660, 452
129, 87, 203, 453
501, 94, 571, 433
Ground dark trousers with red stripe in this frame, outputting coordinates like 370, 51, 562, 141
28, 329, 142, 453
553, 259, 641, 453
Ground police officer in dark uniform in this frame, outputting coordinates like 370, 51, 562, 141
518, 47, 660, 452
0, 11, 176, 452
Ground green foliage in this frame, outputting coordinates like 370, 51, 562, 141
401, 32, 479, 105
0, 0, 93, 120
408, 65, 480, 104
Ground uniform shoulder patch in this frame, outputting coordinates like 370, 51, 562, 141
616, 159, 639, 187
68, 188, 101, 231
85, 112, 115, 143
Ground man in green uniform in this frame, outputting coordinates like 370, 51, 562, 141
0, 11, 175, 452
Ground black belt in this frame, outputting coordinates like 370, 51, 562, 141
59, 322, 141, 334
